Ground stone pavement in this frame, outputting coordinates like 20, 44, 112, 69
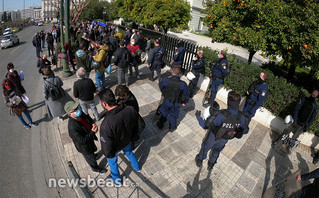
52, 64, 317, 198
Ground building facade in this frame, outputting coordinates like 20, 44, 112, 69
187, 0, 209, 32
41, 0, 85, 21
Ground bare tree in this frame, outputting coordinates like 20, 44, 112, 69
71, 0, 91, 23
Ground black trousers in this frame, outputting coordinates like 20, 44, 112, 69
82, 153, 100, 170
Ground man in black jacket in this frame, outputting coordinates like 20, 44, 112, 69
112, 40, 131, 86
73, 68, 100, 121
38, 54, 53, 75
64, 101, 105, 174
115, 85, 139, 112
97, 88, 140, 185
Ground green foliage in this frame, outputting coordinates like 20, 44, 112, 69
80, 0, 115, 21
202, 0, 319, 78
200, 47, 319, 132
117, 0, 191, 33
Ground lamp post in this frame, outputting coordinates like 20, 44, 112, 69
60, 0, 72, 77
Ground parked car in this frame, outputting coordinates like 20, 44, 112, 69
1, 34, 19, 49
3, 28, 13, 36
13, 27, 19, 33
38, 22, 44, 26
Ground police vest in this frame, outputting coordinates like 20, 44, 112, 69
211, 110, 243, 140
163, 77, 184, 103
298, 97, 315, 124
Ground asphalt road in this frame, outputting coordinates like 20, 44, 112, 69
0, 24, 76, 198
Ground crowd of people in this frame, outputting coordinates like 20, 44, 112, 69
2, 21, 319, 194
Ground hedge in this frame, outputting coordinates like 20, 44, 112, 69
200, 46, 319, 133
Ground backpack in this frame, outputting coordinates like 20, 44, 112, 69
123, 49, 132, 64
45, 78, 64, 101
32, 37, 37, 47
91, 60, 101, 70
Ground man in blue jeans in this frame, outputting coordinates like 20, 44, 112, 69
93, 40, 108, 91
98, 88, 140, 185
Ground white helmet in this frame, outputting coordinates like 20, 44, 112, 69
284, 115, 294, 124
203, 106, 211, 120
187, 71, 196, 81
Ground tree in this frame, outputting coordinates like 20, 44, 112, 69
2, 12, 7, 22
80, 0, 113, 21
202, 0, 319, 81
202, 0, 267, 64
117, 0, 192, 34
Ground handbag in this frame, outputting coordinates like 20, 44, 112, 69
13, 101, 26, 116
91, 60, 101, 70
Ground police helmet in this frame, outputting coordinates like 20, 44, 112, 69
284, 115, 294, 124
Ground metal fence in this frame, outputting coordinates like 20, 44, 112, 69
115, 24, 199, 73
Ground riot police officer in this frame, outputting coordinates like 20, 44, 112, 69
189, 50, 205, 98
147, 39, 166, 81
210, 50, 229, 104
156, 65, 189, 132
243, 72, 269, 119
195, 91, 249, 170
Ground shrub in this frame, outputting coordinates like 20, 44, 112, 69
200, 47, 319, 133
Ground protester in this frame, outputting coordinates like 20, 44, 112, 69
75, 43, 91, 78
2, 79, 37, 129
115, 85, 139, 112
43, 67, 71, 120
98, 88, 141, 185
73, 68, 100, 121
65, 101, 106, 174
5, 62, 26, 96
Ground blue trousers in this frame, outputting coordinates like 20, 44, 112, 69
210, 79, 223, 104
189, 73, 200, 96
107, 144, 140, 184
159, 101, 180, 129
198, 132, 228, 165
95, 70, 106, 91
17, 109, 33, 127
243, 99, 257, 118
150, 64, 161, 79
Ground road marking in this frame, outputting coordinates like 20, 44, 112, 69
10, 45, 21, 54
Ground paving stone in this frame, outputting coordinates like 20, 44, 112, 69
236, 173, 258, 193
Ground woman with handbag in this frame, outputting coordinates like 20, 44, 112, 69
2, 79, 37, 129
43, 67, 73, 120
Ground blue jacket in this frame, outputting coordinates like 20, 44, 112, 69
210, 58, 229, 80
148, 45, 166, 65
301, 168, 319, 180
197, 108, 248, 134
293, 96, 318, 129
248, 82, 268, 113
160, 75, 189, 104
192, 57, 205, 74
173, 47, 185, 65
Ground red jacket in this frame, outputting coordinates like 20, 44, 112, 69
127, 44, 139, 55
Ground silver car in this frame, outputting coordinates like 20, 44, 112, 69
1, 34, 19, 49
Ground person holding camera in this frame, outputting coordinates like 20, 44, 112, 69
189, 50, 205, 98
195, 91, 249, 170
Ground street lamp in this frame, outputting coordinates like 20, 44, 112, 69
60, 0, 72, 77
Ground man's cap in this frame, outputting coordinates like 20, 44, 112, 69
64, 101, 79, 113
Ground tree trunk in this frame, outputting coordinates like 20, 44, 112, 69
287, 64, 296, 82
248, 50, 256, 65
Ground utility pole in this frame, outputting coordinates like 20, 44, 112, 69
23, 0, 25, 27
60, 0, 72, 77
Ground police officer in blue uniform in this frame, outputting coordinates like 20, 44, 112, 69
189, 50, 205, 98
195, 91, 249, 169
157, 65, 189, 132
210, 50, 229, 104
147, 39, 166, 81
172, 41, 185, 66
243, 72, 269, 119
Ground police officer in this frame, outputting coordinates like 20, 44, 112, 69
147, 39, 166, 81
172, 40, 185, 66
210, 50, 229, 104
189, 50, 205, 98
243, 72, 269, 119
156, 65, 189, 132
195, 91, 249, 170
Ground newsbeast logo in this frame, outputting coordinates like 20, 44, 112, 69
48, 176, 139, 188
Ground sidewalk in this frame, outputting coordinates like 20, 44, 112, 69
52, 64, 317, 198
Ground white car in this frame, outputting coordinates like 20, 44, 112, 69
3, 27, 13, 36
37, 22, 44, 26
1, 34, 19, 49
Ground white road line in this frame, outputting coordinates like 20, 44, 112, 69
10, 45, 21, 54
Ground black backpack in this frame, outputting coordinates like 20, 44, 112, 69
45, 79, 64, 101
